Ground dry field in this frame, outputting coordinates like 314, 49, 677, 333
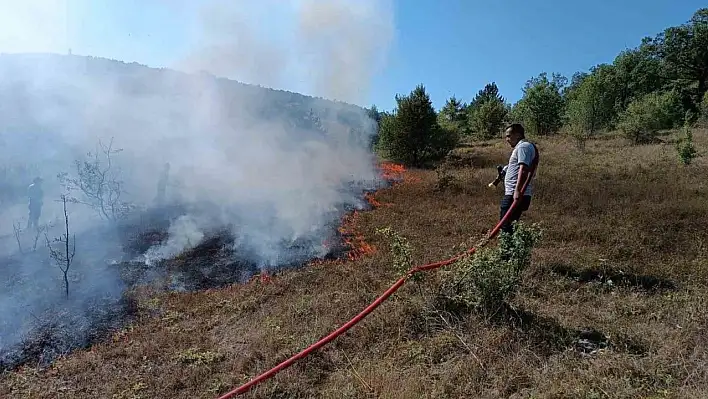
1, 130, 707, 398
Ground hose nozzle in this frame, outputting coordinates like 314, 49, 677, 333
488, 164, 506, 187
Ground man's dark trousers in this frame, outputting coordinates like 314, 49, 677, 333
499, 195, 531, 235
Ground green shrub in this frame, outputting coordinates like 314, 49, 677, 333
676, 126, 698, 166
376, 226, 414, 277
433, 157, 461, 193
617, 91, 684, 144
440, 222, 542, 315
434, 164, 456, 192
567, 124, 590, 152
701, 91, 708, 121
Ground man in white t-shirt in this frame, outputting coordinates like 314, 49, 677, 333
498, 123, 538, 235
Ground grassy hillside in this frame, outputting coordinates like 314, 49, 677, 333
2, 130, 707, 398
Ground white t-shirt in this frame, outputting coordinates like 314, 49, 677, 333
504, 140, 536, 196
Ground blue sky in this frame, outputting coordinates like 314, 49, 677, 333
0, 0, 704, 111
373, 0, 705, 111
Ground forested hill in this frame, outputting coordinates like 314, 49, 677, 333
0, 52, 373, 138
0, 53, 378, 205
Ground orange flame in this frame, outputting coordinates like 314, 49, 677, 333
309, 162, 418, 266
365, 191, 392, 208
379, 162, 406, 181
338, 210, 376, 261
365, 192, 380, 207
246, 271, 273, 284
379, 162, 420, 183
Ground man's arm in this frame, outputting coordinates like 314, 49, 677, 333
513, 164, 530, 200
513, 144, 535, 200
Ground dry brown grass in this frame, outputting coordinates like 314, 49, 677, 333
2, 130, 708, 398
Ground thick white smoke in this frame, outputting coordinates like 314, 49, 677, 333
179, 0, 394, 104
142, 0, 395, 266
0, 0, 394, 368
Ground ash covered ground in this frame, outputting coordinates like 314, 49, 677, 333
0, 179, 386, 372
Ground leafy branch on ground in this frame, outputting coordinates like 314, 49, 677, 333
176, 348, 225, 366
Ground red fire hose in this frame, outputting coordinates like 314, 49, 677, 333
217, 150, 538, 398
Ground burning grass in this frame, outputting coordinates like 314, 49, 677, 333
338, 210, 376, 261
2, 131, 708, 398
317, 163, 408, 264
379, 162, 421, 184
379, 162, 406, 181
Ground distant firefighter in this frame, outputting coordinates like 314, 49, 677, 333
27, 177, 44, 229
155, 162, 170, 206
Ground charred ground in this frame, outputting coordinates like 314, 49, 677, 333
0, 183, 383, 374
1, 131, 708, 398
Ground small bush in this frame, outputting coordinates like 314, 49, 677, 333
433, 160, 460, 192
617, 91, 684, 144
440, 222, 542, 315
567, 125, 589, 152
676, 126, 698, 166
376, 226, 414, 277
701, 91, 708, 122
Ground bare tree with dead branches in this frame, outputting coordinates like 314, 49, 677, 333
45, 195, 76, 298
11, 220, 49, 254
32, 222, 49, 251
12, 221, 24, 254
58, 137, 134, 222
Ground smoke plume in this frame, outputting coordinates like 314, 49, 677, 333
179, 0, 394, 104
0, 0, 394, 369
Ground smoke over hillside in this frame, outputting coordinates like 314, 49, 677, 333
179, 0, 393, 105
0, 0, 394, 370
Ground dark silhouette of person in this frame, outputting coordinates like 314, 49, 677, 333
27, 177, 44, 229
155, 163, 170, 206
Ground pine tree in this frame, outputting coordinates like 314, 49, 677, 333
377, 85, 458, 167
469, 82, 505, 111
467, 82, 508, 139
438, 96, 468, 136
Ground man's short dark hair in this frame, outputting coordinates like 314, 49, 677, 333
506, 123, 525, 138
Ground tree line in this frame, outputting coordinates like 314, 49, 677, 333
372, 8, 708, 167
